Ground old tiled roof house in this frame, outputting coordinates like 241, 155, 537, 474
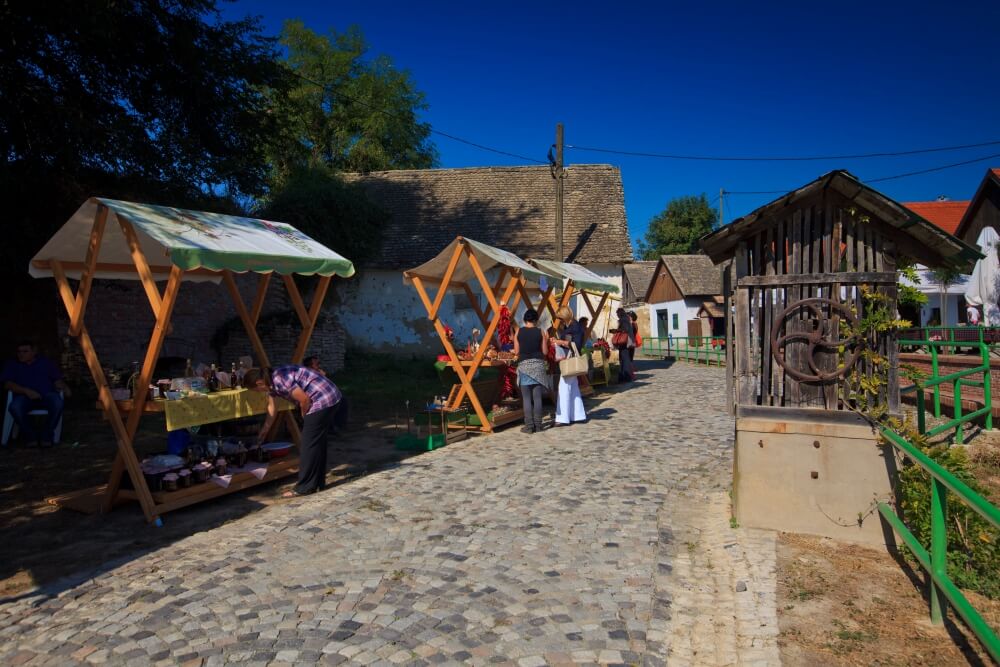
341, 164, 633, 353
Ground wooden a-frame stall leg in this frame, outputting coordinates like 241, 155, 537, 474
52, 205, 334, 523
409, 240, 525, 433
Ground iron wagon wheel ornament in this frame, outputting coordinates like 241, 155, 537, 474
770, 298, 863, 382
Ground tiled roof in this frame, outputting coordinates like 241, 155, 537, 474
343, 165, 633, 268
622, 261, 657, 300
661, 254, 721, 296
902, 200, 970, 235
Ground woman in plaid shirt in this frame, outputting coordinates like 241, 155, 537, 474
245, 365, 343, 497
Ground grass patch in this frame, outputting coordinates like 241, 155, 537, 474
337, 349, 445, 419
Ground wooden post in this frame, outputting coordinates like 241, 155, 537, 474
52, 259, 162, 522
68, 205, 108, 336
292, 276, 332, 363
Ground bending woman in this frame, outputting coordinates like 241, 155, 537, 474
513, 308, 549, 433
552, 306, 587, 425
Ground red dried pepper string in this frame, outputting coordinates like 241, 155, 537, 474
497, 305, 512, 346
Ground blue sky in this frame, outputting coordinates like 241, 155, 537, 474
223, 1, 1000, 252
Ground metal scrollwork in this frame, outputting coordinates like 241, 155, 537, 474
770, 298, 862, 382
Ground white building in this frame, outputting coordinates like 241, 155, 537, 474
341, 165, 634, 354
644, 254, 724, 340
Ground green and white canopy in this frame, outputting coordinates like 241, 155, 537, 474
403, 237, 560, 291
528, 258, 620, 294
30, 197, 355, 282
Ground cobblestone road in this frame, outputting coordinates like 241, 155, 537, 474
0, 362, 779, 666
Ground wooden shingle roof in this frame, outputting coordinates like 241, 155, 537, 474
344, 165, 632, 269
661, 254, 721, 296
622, 261, 657, 298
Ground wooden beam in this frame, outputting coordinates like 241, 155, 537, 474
466, 245, 500, 314
429, 243, 463, 320
737, 271, 896, 287
69, 205, 108, 336
250, 273, 271, 326
413, 275, 492, 431
52, 260, 159, 522
31, 259, 217, 277
118, 216, 163, 315
222, 270, 272, 369
292, 275, 332, 363
584, 292, 609, 339
282, 274, 312, 329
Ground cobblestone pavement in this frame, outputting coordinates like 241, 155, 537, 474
0, 361, 780, 666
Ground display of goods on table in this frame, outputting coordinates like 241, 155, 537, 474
135, 439, 291, 493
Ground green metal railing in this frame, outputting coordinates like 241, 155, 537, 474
899, 325, 1000, 355
878, 427, 1000, 662
899, 337, 993, 444
642, 336, 725, 366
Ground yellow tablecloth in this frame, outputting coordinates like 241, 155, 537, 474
163, 388, 293, 431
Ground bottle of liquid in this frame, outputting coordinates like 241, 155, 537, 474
127, 361, 141, 398
184, 358, 194, 378
209, 364, 219, 392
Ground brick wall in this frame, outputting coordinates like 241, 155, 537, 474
898, 351, 1000, 415
56, 276, 345, 388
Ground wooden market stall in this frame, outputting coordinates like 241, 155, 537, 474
29, 197, 355, 524
403, 237, 562, 432
527, 258, 621, 339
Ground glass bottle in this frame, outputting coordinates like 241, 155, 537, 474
184, 358, 194, 378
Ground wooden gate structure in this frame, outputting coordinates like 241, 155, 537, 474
404, 237, 562, 432
29, 197, 355, 523
700, 171, 981, 543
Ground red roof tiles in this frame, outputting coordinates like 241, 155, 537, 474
902, 200, 971, 235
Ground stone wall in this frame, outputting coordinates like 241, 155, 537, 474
215, 311, 346, 375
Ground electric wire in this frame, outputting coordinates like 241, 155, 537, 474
725, 152, 1000, 195
564, 139, 1000, 162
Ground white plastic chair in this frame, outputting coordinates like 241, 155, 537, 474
2, 390, 63, 445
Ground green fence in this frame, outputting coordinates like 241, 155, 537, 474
898, 337, 993, 445
899, 325, 1000, 355
642, 336, 725, 366
877, 427, 1000, 662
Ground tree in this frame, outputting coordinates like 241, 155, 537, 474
267, 20, 437, 181
0, 0, 290, 271
636, 195, 718, 258
259, 165, 389, 269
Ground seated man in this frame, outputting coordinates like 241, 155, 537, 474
1, 340, 71, 447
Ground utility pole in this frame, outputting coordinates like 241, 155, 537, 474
554, 123, 565, 261
719, 187, 725, 228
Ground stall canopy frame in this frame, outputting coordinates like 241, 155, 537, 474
30, 197, 355, 523
403, 237, 562, 432
528, 258, 620, 339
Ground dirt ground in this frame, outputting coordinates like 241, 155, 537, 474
776, 409, 1000, 666
777, 532, 1000, 666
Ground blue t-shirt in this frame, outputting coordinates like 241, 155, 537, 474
561, 321, 585, 350
0, 357, 62, 395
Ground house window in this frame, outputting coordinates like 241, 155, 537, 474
672, 313, 679, 330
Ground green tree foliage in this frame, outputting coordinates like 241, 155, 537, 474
0, 0, 289, 271
636, 194, 718, 258
268, 21, 437, 180
259, 165, 388, 268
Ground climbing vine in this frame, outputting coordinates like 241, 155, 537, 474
836, 221, 1000, 598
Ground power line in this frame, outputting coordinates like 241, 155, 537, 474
291, 71, 546, 165
867, 152, 1000, 183
725, 152, 1000, 195
564, 139, 1000, 162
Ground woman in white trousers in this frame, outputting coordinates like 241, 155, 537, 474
552, 306, 586, 425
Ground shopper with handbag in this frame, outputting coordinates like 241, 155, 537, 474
552, 306, 587, 425
611, 307, 635, 382
513, 308, 550, 434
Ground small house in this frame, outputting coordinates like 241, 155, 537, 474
643, 254, 724, 340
